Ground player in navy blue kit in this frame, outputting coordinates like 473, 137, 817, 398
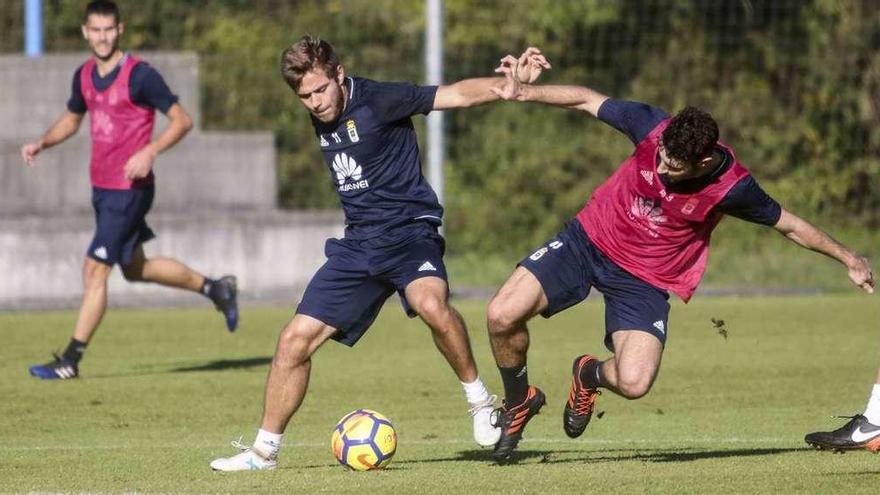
210, 37, 551, 471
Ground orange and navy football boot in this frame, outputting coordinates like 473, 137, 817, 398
492, 386, 546, 462
562, 354, 601, 438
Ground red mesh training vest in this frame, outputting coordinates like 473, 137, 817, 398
80, 55, 155, 189
577, 119, 749, 302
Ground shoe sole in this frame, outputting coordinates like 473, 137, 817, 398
806, 438, 880, 453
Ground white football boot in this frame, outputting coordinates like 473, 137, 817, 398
210, 438, 277, 471
470, 394, 502, 447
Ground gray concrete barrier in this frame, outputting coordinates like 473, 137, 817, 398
0, 52, 201, 135
0, 132, 277, 215
0, 211, 344, 310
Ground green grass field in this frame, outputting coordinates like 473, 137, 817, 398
2, 295, 880, 493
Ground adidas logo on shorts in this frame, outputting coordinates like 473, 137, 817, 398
653, 320, 665, 334
418, 261, 437, 272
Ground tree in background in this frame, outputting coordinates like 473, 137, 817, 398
2, 0, 877, 259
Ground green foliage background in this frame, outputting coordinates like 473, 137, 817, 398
2, 0, 879, 266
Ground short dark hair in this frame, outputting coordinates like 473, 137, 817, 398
280, 35, 341, 90
661, 106, 719, 163
84, 1, 120, 24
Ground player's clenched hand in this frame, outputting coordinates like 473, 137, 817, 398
124, 146, 156, 180
515, 47, 551, 84
847, 255, 874, 294
21, 141, 42, 167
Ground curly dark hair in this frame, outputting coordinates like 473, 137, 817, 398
661, 106, 719, 163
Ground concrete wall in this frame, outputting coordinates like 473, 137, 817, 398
0, 211, 344, 310
0, 132, 277, 215
0, 52, 201, 135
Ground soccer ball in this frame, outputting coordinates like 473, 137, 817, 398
331, 409, 397, 471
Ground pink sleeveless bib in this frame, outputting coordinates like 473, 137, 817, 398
577, 119, 749, 302
80, 55, 155, 189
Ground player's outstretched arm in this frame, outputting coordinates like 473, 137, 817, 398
491, 55, 608, 117
124, 103, 193, 180
20, 111, 84, 167
433, 77, 505, 110
773, 208, 874, 293
433, 47, 551, 110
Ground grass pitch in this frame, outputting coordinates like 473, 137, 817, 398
2, 294, 879, 493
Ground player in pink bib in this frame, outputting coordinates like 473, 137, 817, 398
484, 54, 876, 461
20, 1, 239, 381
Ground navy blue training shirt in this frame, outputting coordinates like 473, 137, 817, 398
311, 76, 441, 239
597, 99, 782, 226
67, 54, 179, 114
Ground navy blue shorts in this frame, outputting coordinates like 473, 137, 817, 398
296, 221, 448, 347
519, 219, 670, 351
87, 187, 156, 266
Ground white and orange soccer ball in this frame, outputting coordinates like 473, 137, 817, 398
331, 409, 397, 471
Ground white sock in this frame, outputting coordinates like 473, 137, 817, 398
863, 384, 880, 425
254, 429, 283, 458
461, 377, 490, 405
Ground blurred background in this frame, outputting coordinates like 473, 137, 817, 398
1, 0, 879, 308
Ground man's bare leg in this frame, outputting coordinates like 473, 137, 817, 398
404, 276, 500, 446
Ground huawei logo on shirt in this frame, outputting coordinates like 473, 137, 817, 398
92, 110, 115, 142
628, 196, 667, 238
332, 152, 369, 192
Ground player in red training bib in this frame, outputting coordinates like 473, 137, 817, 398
484, 53, 875, 461
20, 1, 238, 381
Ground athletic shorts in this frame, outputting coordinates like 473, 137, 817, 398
87, 186, 156, 266
518, 219, 670, 351
296, 221, 448, 347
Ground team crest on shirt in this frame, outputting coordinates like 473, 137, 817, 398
681, 198, 700, 215
320, 134, 329, 147
346, 119, 360, 143
332, 152, 369, 192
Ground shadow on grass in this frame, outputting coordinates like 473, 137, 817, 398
85, 356, 273, 379
393, 446, 810, 466
823, 471, 880, 477
171, 357, 272, 373
259, 446, 813, 471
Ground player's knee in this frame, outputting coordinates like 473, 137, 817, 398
616, 372, 653, 399
83, 260, 112, 288
275, 323, 316, 364
486, 297, 517, 335
412, 294, 446, 323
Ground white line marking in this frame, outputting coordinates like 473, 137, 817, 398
0, 437, 795, 452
